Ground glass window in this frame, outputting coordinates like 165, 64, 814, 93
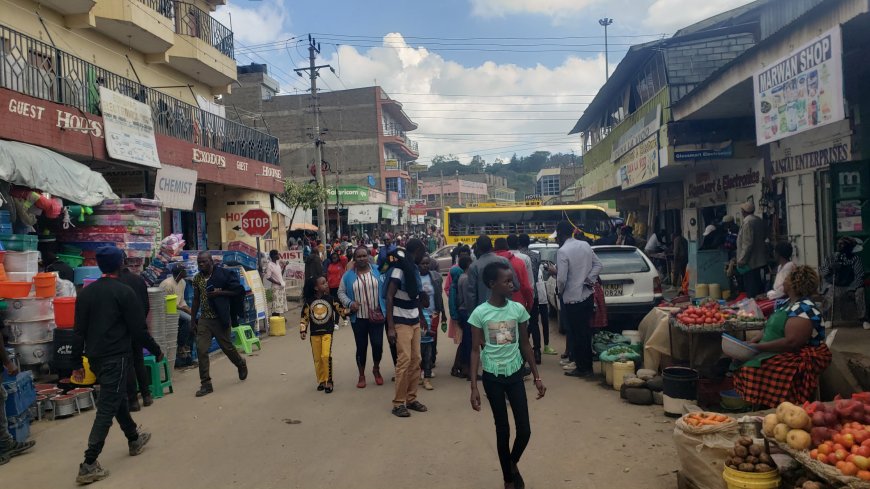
539, 175, 560, 196
594, 249, 651, 274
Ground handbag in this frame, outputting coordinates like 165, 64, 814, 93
360, 272, 385, 324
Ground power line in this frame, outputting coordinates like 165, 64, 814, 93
399, 101, 590, 106
387, 92, 596, 97
311, 32, 666, 41
411, 116, 578, 121
403, 108, 582, 113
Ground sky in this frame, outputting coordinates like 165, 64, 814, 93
213, 0, 755, 165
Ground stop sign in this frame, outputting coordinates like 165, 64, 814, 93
240, 209, 271, 237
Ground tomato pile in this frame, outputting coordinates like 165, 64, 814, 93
675, 302, 730, 326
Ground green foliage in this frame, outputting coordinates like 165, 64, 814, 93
281, 180, 329, 229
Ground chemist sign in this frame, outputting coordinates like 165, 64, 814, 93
154, 165, 197, 210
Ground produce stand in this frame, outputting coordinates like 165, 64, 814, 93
668, 317, 765, 369
766, 437, 870, 489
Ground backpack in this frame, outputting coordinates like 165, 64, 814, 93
833, 255, 856, 288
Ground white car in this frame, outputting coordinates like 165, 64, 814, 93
592, 245, 662, 319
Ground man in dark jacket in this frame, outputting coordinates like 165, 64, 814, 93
191, 252, 248, 397
72, 246, 160, 485
118, 266, 153, 411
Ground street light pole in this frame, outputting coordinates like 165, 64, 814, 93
599, 18, 614, 81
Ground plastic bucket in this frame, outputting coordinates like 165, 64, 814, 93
621, 330, 642, 345
662, 367, 699, 417
34, 273, 56, 298
612, 360, 635, 391
53, 297, 76, 328
269, 316, 287, 336
695, 283, 709, 298
722, 465, 781, 489
603, 361, 614, 385
165, 295, 178, 314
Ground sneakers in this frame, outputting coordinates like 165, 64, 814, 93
142, 394, 153, 407
76, 461, 110, 485
238, 363, 248, 381
559, 357, 572, 366
0, 440, 36, 465
128, 430, 151, 456
195, 384, 213, 397
543, 345, 558, 355
407, 400, 428, 412
561, 361, 577, 370
422, 379, 434, 390
564, 369, 593, 378
392, 405, 411, 418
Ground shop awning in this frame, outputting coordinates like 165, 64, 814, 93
0, 141, 117, 206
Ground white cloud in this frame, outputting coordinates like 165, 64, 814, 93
322, 34, 606, 164
644, 0, 757, 33
469, 0, 600, 19
211, 0, 292, 46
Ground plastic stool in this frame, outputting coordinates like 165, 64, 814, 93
143, 355, 173, 399
232, 325, 262, 355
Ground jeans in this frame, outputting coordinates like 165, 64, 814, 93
350, 318, 384, 370
527, 302, 541, 353
392, 325, 421, 407
175, 314, 195, 368
85, 355, 139, 463
482, 370, 531, 483
421, 341, 434, 378
537, 303, 550, 346
564, 296, 594, 371
0, 387, 14, 450
195, 317, 246, 386
458, 313, 472, 368
126, 342, 150, 402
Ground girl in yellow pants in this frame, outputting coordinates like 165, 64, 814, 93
301, 276, 346, 393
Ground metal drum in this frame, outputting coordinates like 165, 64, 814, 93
69, 388, 94, 411
35, 394, 49, 420
51, 394, 78, 417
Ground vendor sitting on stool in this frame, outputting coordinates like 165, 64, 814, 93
732, 265, 832, 408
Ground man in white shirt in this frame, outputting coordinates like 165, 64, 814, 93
763, 242, 796, 301
264, 250, 287, 316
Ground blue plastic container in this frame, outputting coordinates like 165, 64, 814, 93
222, 251, 257, 270
3, 371, 36, 417
73, 266, 102, 285
7, 412, 31, 442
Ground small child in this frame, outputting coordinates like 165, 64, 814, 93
300, 276, 346, 393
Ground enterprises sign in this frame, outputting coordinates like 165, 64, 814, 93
99, 87, 161, 169
753, 27, 845, 145
769, 119, 852, 177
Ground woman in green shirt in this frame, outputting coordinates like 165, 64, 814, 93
469, 261, 546, 489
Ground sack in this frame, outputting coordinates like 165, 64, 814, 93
673, 414, 739, 489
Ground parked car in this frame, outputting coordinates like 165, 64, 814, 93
430, 245, 456, 274
592, 245, 662, 320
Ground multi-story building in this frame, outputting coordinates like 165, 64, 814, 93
536, 167, 582, 203
224, 70, 419, 229
463, 174, 516, 203
419, 177, 489, 208
0, 0, 286, 251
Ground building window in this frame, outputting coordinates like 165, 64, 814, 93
386, 177, 399, 192
539, 175, 560, 196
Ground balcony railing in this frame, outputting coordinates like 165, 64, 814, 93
140, 0, 174, 20
0, 24, 277, 164
174, 2, 234, 59
382, 122, 419, 153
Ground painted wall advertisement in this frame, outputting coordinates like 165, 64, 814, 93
753, 27, 845, 145
611, 105, 661, 161
617, 135, 659, 190
99, 87, 161, 168
348, 204, 380, 224
578, 163, 618, 200
154, 165, 197, 210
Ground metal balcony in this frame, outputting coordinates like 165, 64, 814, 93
0, 24, 278, 164
167, 2, 236, 89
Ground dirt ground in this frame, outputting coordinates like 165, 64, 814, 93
9, 307, 680, 489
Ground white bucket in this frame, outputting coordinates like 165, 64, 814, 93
621, 330, 642, 345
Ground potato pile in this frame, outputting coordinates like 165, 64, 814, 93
727, 436, 776, 473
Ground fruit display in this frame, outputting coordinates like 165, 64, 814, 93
674, 302, 731, 327
726, 436, 777, 473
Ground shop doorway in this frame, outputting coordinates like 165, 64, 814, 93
785, 173, 820, 267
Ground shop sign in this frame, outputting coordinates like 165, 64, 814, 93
192, 148, 226, 168
578, 163, 618, 200
328, 186, 369, 203
243, 270, 267, 320
768, 119, 852, 177
754, 27, 845, 145
281, 250, 305, 281
408, 164, 428, 173
99, 87, 160, 169
617, 135, 659, 190
385, 159, 399, 171
687, 167, 761, 199
380, 205, 398, 221
674, 141, 733, 162
155, 165, 197, 211
611, 105, 661, 161
348, 204, 380, 224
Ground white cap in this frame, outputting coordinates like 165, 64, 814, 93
703, 225, 717, 237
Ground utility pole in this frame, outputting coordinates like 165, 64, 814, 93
439, 170, 444, 209
599, 18, 614, 81
294, 34, 334, 243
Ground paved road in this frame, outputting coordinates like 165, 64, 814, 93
12, 310, 679, 489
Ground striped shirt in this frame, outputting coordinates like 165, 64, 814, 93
351, 271, 379, 320
389, 267, 420, 326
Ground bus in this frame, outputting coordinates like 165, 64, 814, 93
444, 204, 613, 244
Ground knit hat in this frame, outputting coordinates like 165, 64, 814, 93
702, 225, 717, 237
740, 201, 755, 214
96, 246, 124, 273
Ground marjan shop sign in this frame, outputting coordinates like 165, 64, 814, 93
688, 167, 761, 198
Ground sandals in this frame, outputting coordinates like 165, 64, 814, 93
373, 368, 384, 386
391, 405, 411, 418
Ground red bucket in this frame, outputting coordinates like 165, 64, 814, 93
53, 297, 76, 328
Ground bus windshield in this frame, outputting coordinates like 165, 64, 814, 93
446, 206, 612, 242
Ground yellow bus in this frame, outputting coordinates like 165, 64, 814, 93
444, 204, 613, 244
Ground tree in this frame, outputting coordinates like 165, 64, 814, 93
280, 179, 329, 232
